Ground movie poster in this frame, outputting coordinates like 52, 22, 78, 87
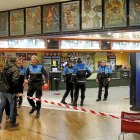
0, 52, 5, 62
10, 9, 24, 36
61, 1, 80, 32
0, 12, 8, 37
16, 53, 26, 60
104, 0, 127, 28
43, 4, 60, 33
129, 0, 140, 26
82, 0, 102, 30
26, 6, 41, 35
27, 53, 37, 60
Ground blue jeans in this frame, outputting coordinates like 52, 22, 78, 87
0, 93, 17, 124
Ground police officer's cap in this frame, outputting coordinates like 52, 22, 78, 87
67, 60, 73, 63
77, 58, 82, 64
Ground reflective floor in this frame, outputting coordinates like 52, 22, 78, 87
1, 86, 140, 140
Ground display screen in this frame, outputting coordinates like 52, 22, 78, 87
61, 40, 100, 49
47, 39, 59, 49
101, 41, 111, 50
112, 42, 140, 50
0, 39, 46, 49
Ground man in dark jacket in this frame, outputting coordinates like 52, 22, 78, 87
24, 55, 48, 118
0, 57, 20, 127
71, 58, 91, 107
96, 60, 112, 101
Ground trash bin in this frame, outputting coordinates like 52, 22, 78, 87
49, 71, 61, 91
53, 78, 59, 91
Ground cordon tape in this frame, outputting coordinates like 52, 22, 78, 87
21, 94, 140, 123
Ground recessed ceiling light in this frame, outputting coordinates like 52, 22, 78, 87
120, 52, 123, 53
96, 34, 100, 37
108, 32, 111, 35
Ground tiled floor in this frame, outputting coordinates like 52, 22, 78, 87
22, 86, 131, 116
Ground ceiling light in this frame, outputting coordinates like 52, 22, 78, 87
96, 34, 100, 37
107, 41, 110, 43
108, 32, 111, 35
120, 52, 123, 53
90, 35, 92, 37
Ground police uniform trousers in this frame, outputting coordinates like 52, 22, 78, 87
98, 82, 109, 99
63, 81, 74, 99
18, 76, 25, 106
74, 83, 86, 102
27, 83, 42, 110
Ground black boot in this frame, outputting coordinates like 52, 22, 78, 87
72, 101, 77, 107
36, 110, 40, 118
29, 106, 37, 114
61, 98, 67, 104
80, 99, 84, 106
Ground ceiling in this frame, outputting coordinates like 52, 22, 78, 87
0, 0, 68, 11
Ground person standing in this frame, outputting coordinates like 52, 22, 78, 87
61, 60, 74, 104
24, 55, 48, 118
71, 58, 91, 107
17, 60, 27, 108
96, 60, 112, 101
0, 57, 20, 127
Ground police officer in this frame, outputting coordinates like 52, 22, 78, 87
24, 55, 48, 118
96, 60, 112, 101
71, 58, 91, 107
17, 60, 26, 108
61, 60, 74, 104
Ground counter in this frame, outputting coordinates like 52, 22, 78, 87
58, 70, 130, 90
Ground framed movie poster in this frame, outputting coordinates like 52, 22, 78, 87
0, 12, 8, 37
129, 0, 140, 26
43, 4, 60, 33
16, 53, 26, 60
27, 53, 37, 60
61, 1, 80, 32
104, 0, 127, 29
10, 9, 24, 36
82, 0, 102, 30
26, 6, 41, 35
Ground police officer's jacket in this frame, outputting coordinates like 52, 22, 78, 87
97, 66, 112, 82
71, 63, 91, 85
19, 66, 26, 82
25, 64, 48, 85
19, 66, 26, 91
63, 66, 73, 82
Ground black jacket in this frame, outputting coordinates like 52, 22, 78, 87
71, 63, 91, 85
1, 63, 19, 94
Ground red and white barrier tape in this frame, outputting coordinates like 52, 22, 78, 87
21, 95, 140, 123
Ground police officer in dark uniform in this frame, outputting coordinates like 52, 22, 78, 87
17, 60, 26, 108
71, 58, 91, 107
61, 60, 74, 104
96, 60, 112, 101
24, 55, 48, 118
